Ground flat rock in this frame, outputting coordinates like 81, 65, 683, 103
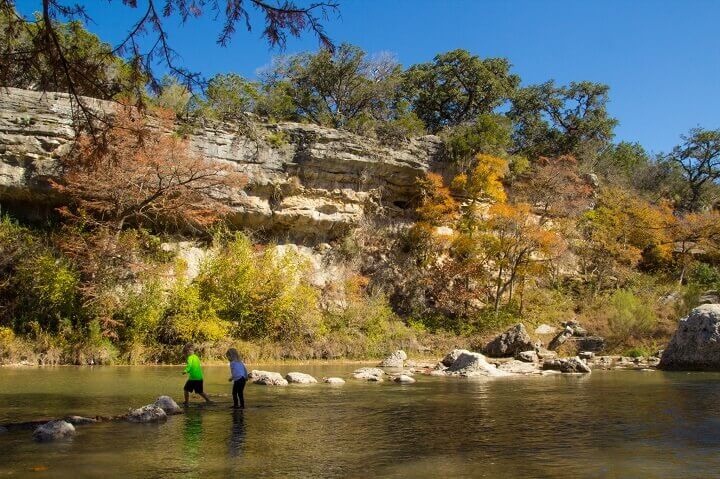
661, 304, 720, 370
127, 405, 167, 423
352, 367, 385, 381
65, 416, 97, 425
516, 350, 538, 363
286, 372, 318, 384
323, 377, 345, 384
484, 324, 534, 357
535, 324, 557, 335
249, 370, 289, 386
33, 420, 75, 442
445, 350, 510, 377
154, 396, 182, 414
379, 350, 408, 368
497, 360, 542, 375
393, 374, 416, 383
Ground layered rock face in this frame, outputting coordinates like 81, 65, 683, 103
0, 88, 442, 242
660, 304, 720, 371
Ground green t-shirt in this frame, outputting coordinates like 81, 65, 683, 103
184, 353, 203, 380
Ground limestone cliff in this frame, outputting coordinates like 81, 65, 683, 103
0, 88, 443, 241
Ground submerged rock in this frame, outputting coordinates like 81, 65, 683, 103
445, 350, 510, 377
661, 304, 720, 371
65, 416, 97, 425
379, 350, 407, 368
286, 372, 318, 384
352, 367, 385, 381
127, 405, 167, 423
323, 377, 345, 384
250, 370, 289, 386
393, 374, 416, 383
33, 420, 75, 442
542, 357, 592, 374
485, 324, 534, 357
154, 396, 182, 414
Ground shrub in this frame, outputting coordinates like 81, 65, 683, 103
162, 281, 229, 344
607, 289, 657, 343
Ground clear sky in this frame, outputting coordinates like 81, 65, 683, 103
20, 0, 720, 153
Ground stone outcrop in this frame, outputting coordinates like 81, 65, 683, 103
542, 357, 592, 374
285, 372, 318, 384
32, 420, 75, 442
0, 88, 442, 242
660, 304, 720, 370
444, 350, 509, 378
249, 370, 289, 386
379, 350, 407, 368
484, 323, 534, 357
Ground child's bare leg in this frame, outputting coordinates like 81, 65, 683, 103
200, 392, 213, 403
183, 390, 189, 405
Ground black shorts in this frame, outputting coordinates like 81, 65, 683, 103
184, 379, 204, 394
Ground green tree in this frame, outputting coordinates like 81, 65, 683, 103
402, 49, 520, 132
202, 73, 260, 121
662, 128, 720, 211
262, 44, 401, 128
509, 81, 618, 163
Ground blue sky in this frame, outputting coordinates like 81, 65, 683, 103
20, 0, 720, 153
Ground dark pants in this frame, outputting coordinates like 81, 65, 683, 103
232, 377, 247, 408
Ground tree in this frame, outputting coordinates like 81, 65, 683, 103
402, 49, 520, 132
595, 141, 649, 184
262, 44, 402, 128
667, 211, 720, 284
441, 113, 514, 167
51, 107, 246, 235
1, 1, 338, 122
202, 73, 260, 121
515, 155, 593, 223
663, 128, 720, 211
509, 81, 617, 163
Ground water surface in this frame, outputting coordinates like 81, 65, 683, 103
1, 365, 720, 478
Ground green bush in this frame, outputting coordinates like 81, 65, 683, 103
607, 289, 657, 342
162, 281, 229, 344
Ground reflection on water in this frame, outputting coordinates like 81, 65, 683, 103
1, 365, 720, 478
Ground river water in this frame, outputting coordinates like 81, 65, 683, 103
1, 365, 720, 478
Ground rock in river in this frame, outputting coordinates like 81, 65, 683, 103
379, 350, 407, 368
516, 350, 539, 363
127, 405, 167, 423
660, 304, 720, 370
323, 377, 345, 384
441, 349, 465, 367
33, 420, 76, 442
393, 374, 416, 383
154, 396, 182, 414
445, 350, 510, 377
250, 370, 289, 386
352, 367, 385, 381
484, 324, 534, 357
542, 357, 592, 374
286, 372, 318, 384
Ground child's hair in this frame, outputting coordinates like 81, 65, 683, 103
226, 348, 240, 361
183, 343, 195, 355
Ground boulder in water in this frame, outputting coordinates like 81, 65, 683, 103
497, 359, 542, 375
352, 367, 385, 381
542, 357, 591, 374
127, 405, 167, 423
660, 304, 720, 370
65, 416, 97, 425
323, 377, 345, 384
154, 396, 182, 414
379, 350, 407, 368
484, 324, 535, 357
393, 374, 416, 383
249, 370, 289, 386
286, 372, 318, 384
441, 349, 465, 367
33, 420, 75, 442
445, 350, 510, 377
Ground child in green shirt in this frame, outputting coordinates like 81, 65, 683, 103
182, 343, 213, 405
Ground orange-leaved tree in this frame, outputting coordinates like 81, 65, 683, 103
53, 107, 246, 235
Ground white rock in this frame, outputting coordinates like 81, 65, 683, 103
249, 370, 289, 386
446, 350, 510, 377
285, 372, 318, 384
497, 360, 542, 375
352, 367, 385, 381
393, 374, 416, 383
33, 420, 75, 442
535, 324, 557, 335
323, 377, 345, 384
379, 350, 408, 368
127, 405, 167, 423
154, 395, 182, 414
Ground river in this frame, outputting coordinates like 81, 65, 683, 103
1, 365, 720, 478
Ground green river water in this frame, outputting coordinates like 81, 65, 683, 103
1, 365, 720, 478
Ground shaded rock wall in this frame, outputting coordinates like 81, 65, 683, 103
0, 88, 443, 242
